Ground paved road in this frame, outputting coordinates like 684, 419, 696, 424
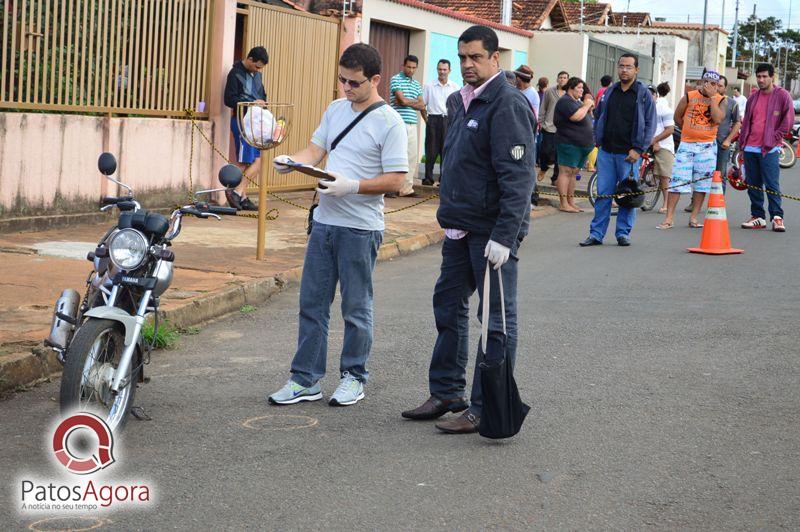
3, 171, 799, 530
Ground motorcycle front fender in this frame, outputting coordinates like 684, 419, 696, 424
83, 306, 141, 346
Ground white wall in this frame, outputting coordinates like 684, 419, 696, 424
362, 0, 531, 88
529, 32, 589, 83
360, 0, 533, 165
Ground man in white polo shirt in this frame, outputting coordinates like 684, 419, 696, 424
422, 59, 459, 186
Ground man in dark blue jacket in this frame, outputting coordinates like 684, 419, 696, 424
580, 53, 656, 247
401, 25, 536, 434
223, 46, 269, 211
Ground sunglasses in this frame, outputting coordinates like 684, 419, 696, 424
338, 75, 370, 88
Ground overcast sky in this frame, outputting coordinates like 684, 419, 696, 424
623, 0, 796, 31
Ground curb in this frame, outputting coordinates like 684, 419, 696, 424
0, 213, 552, 396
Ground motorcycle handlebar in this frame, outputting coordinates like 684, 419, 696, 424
206, 205, 238, 216
101, 196, 134, 205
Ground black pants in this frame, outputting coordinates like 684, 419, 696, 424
425, 115, 447, 183
539, 131, 559, 182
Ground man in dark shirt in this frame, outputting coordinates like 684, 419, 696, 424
223, 46, 269, 210
580, 54, 656, 247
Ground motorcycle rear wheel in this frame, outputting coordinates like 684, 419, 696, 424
59, 318, 139, 432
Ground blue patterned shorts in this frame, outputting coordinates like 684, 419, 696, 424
670, 141, 717, 194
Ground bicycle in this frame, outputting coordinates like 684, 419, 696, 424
587, 151, 660, 212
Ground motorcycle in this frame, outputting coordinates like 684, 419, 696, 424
779, 123, 800, 169
46, 153, 242, 432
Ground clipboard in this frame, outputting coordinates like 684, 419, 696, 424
283, 158, 335, 181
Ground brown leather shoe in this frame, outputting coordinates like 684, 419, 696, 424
401, 396, 468, 420
435, 411, 480, 434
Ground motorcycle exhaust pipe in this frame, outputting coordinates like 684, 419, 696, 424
45, 289, 81, 363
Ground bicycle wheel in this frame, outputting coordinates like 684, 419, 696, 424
640, 164, 660, 211
588, 171, 598, 207
588, 170, 617, 216
779, 140, 796, 169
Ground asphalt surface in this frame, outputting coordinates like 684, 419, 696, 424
3, 170, 800, 530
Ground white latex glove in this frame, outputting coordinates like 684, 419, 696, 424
316, 172, 359, 198
273, 154, 293, 174
484, 240, 510, 270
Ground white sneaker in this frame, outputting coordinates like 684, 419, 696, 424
741, 216, 767, 229
772, 216, 786, 232
329, 372, 364, 406
267, 379, 323, 405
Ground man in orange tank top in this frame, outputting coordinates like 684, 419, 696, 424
658, 70, 726, 229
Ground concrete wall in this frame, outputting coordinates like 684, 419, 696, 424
657, 27, 727, 73
529, 32, 589, 83
0, 113, 214, 218
585, 30, 688, 107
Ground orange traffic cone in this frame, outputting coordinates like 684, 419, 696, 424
688, 171, 744, 255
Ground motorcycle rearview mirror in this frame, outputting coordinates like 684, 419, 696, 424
218, 164, 243, 189
192, 164, 244, 202
98, 152, 134, 196
98, 152, 117, 175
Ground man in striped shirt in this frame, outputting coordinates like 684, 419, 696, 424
390, 55, 425, 197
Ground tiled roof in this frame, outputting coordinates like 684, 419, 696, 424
608, 12, 652, 27
652, 21, 730, 35
422, 0, 569, 30
561, 2, 611, 26
390, 0, 534, 36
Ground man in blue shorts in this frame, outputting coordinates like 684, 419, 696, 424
224, 46, 269, 210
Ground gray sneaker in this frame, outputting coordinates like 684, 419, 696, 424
267, 379, 323, 405
329, 372, 364, 406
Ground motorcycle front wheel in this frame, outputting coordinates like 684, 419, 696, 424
779, 140, 796, 169
59, 318, 139, 432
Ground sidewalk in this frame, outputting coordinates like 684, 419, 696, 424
0, 189, 557, 395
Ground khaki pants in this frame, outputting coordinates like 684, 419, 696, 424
402, 123, 419, 195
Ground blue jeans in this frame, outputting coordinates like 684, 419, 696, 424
429, 233, 519, 417
290, 222, 382, 387
744, 150, 783, 219
589, 149, 638, 241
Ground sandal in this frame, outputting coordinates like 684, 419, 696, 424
688, 221, 704, 228
656, 222, 674, 230
658, 207, 667, 214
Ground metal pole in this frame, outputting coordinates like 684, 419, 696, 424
700, 0, 709, 67
785, 42, 790, 87
256, 150, 269, 260
731, 0, 740, 67
752, 4, 757, 74
721, 0, 726, 30
580, 0, 584, 34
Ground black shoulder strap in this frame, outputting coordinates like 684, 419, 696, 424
330, 101, 386, 152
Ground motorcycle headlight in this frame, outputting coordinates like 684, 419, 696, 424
107, 228, 148, 271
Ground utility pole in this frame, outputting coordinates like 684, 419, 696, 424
722, 0, 726, 29
731, 0, 740, 67
752, 4, 757, 74
580, 0, 584, 34
700, 0, 709, 67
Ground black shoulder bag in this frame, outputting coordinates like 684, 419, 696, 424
307, 101, 387, 235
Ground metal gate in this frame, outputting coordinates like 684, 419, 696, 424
241, 1, 339, 191
368, 21, 409, 103
1, 0, 212, 116
587, 38, 653, 94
